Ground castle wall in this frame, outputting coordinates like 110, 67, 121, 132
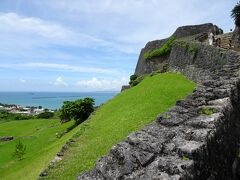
78, 39, 240, 180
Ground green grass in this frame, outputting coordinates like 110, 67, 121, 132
45, 73, 196, 179
0, 118, 78, 180
144, 36, 175, 59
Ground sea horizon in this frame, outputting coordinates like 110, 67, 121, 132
0, 91, 118, 109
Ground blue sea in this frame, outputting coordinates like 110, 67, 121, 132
0, 92, 118, 109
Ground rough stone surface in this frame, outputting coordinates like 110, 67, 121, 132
0, 136, 13, 141
134, 23, 223, 76
121, 85, 131, 92
232, 26, 240, 49
173, 23, 223, 39
77, 25, 240, 180
39, 139, 74, 177
135, 39, 168, 76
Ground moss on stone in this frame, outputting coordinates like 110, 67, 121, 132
199, 107, 217, 115
182, 155, 190, 161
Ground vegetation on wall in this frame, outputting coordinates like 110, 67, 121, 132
188, 43, 198, 54
199, 107, 217, 115
174, 40, 198, 55
144, 36, 175, 60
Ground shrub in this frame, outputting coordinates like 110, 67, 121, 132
144, 36, 175, 60
60, 98, 95, 125
13, 140, 26, 161
37, 112, 54, 119
129, 74, 138, 85
14, 114, 33, 120
188, 44, 198, 54
130, 74, 138, 81
129, 75, 146, 87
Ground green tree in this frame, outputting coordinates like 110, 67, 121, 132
231, 1, 240, 48
13, 140, 26, 161
60, 98, 95, 125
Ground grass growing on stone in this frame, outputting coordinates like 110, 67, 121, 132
144, 36, 175, 59
199, 107, 216, 115
45, 73, 196, 179
0, 118, 78, 180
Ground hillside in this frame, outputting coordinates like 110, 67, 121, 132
44, 73, 196, 179
0, 118, 78, 180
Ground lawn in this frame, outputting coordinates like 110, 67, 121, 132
45, 73, 196, 179
0, 118, 78, 180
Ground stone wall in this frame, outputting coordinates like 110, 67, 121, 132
134, 39, 168, 75
77, 38, 240, 179
134, 23, 223, 76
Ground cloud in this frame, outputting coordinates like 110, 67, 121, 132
19, 78, 26, 83
51, 76, 68, 87
0, 62, 119, 75
0, 12, 70, 39
76, 77, 128, 90
36, 0, 235, 53
24, 62, 115, 74
0, 12, 109, 47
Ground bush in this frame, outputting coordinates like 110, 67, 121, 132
129, 74, 138, 85
37, 112, 54, 119
144, 36, 175, 59
14, 114, 33, 120
13, 140, 26, 161
129, 75, 146, 87
130, 74, 138, 81
60, 98, 95, 125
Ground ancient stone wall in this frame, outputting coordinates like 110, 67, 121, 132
77, 39, 240, 179
134, 23, 223, 76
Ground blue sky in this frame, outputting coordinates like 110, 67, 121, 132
0, 0, 237, 92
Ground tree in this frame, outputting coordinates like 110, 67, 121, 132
13, 140, 26, 161
60, 98, 95, 125
231, 2, 240, 48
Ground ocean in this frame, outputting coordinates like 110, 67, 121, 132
0, 92, 118, 109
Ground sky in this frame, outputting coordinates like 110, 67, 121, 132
0, 0, 237, 92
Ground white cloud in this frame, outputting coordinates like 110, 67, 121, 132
51, 76, 68, 87
0, 62, 119, 75
24, 62, 115, 74
0, 12, 109, 47
37, 0, 235, 53
19, 78, 26, 83
76, 77, 128, 90
0, 12, 70, 39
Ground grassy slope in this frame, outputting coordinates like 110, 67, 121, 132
0, 118, 78, 180
46, 73, 196, 179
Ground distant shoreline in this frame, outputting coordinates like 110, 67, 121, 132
0, 91, 118, 110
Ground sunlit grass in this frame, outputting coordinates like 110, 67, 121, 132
46, 73, 196, 179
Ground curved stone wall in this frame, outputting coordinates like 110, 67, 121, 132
77, 39, 240, 180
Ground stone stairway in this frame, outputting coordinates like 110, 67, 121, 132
214, 32, 233, 49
